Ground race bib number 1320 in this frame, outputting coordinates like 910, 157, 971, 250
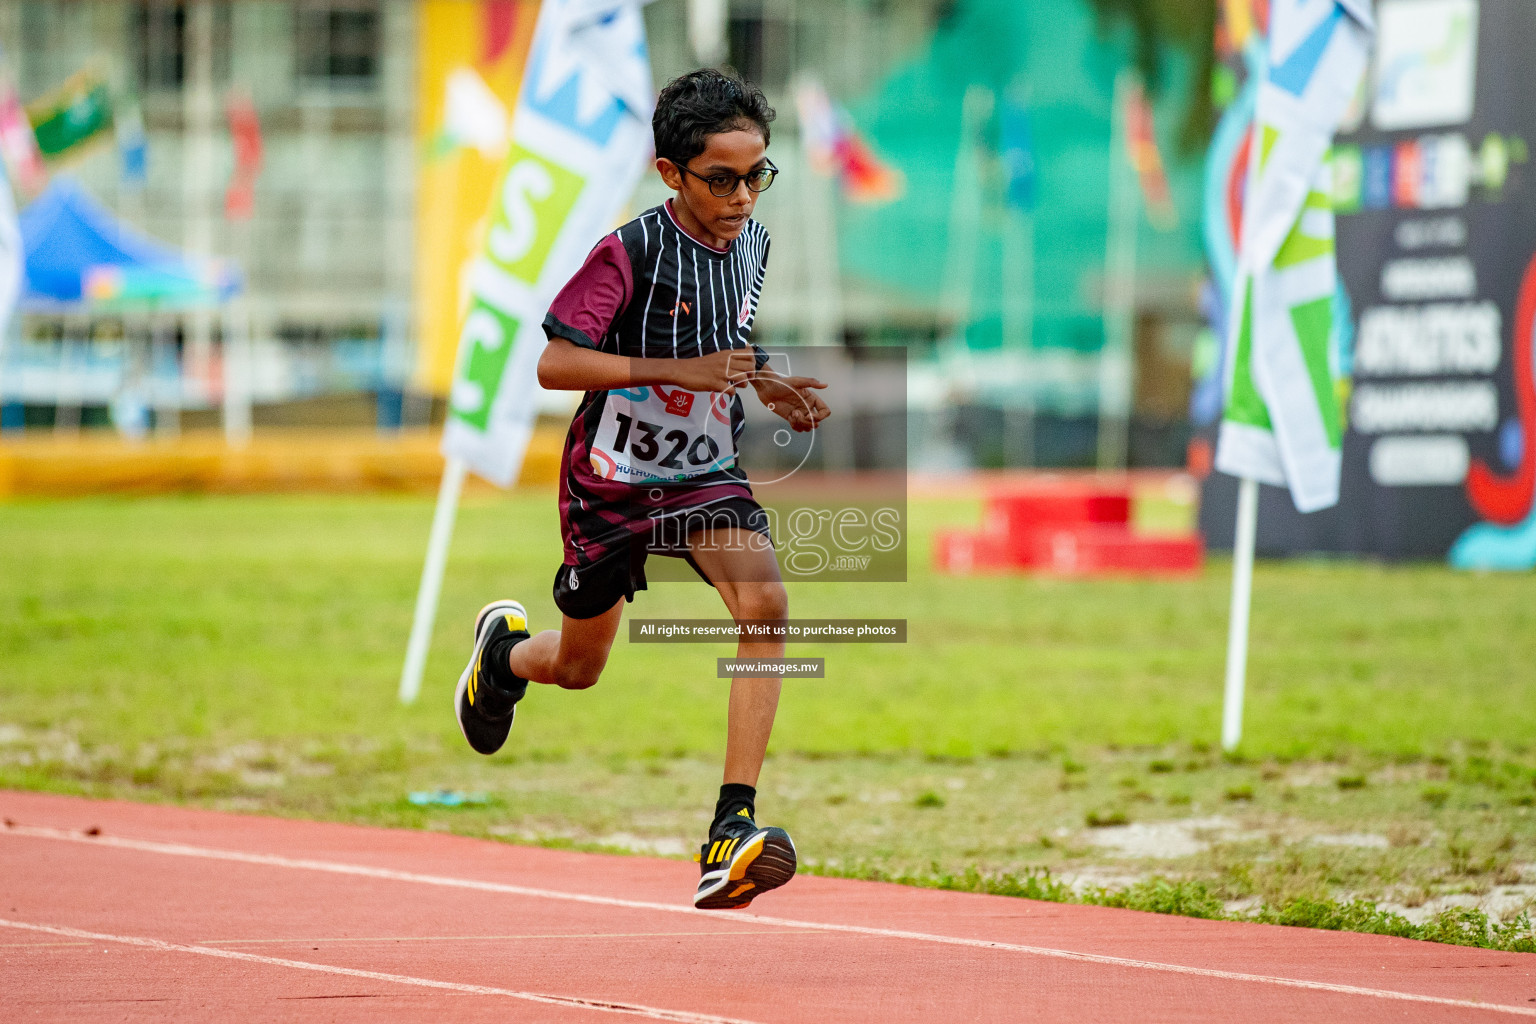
589, 386, 735, 483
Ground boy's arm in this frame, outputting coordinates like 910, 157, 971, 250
538, 339, 758, 393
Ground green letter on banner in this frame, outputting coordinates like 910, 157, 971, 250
487, 144, 586, 286
450, 301, 521, 430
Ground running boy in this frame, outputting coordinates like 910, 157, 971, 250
454, 69, 829, 910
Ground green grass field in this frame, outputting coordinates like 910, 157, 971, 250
4, 491, 1534, 757
3, 491, 1535, 948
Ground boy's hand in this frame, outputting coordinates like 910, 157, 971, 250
750, 372, 830, 432
670, 347, 759, 394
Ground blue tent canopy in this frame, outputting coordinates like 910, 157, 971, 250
19, 176, 239, 311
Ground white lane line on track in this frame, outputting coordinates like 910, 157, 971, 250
198, 929, 822, 946
0, 918, 762, 1024
7, 822, 1536, 1019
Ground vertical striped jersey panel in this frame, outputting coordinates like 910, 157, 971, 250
610, 206, 769, 361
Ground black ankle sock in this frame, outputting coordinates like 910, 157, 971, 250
712, 783, 756, 832
483, 635, 529, 704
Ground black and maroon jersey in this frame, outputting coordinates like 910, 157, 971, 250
542, 200, 772, 569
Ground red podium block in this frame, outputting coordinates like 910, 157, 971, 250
931, 477, 1203, 577
1023, 526, 1203, 576
983, 483, 1131, 538
932, 529, 1018, 574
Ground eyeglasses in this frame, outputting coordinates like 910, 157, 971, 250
676, 159, 779, 198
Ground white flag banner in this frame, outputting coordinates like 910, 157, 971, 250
1214, 0, 1373, 513
442, 0, 654, 486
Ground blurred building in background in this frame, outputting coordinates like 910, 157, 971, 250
0, 0, 415, 434
0, 0, 1207, 468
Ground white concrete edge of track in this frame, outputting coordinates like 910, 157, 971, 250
0, 917, 763, 1024
6, 822, 1536, 1019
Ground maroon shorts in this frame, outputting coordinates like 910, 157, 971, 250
552, 496, 773, 619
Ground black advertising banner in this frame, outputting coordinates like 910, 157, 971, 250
1199, 0, 1536, 566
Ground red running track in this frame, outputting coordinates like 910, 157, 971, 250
3, 790, 1535, 1022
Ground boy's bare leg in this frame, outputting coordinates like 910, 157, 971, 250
686, 529, 788, 787
686, 526, 799, 910
509, 599, 625, 691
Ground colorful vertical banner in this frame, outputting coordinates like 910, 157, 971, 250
995, 94, 1032, 211
1124, 79, 1178, 230
441, 0, 654, 486
1214, 0, 1373, 513
1204, 0, 1269, 344
0, 49, 46, 197
1191, 0, 1267, 440
223, 89, 262, 221
413, 0, 540, 397
794, 77, 902, 204
999, 95, 1037, 212
117, 101, 147, 188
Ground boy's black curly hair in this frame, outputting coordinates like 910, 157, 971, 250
652, 68, 775, 167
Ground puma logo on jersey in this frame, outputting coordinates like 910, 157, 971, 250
670, 300, 691, 317
737, 296, 751, 326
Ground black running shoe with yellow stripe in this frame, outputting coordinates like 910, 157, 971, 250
693, 811, 797, 910
453, 600, 529, 756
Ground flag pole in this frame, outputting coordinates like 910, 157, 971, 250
1221, 474, 1259, 750
1001, 204, 1035, 466
939, 84, 991, 365
399, 456, 468, 704
1098, 70, 1138, 471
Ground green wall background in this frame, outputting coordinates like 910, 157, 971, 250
841, 0, 1207, 355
